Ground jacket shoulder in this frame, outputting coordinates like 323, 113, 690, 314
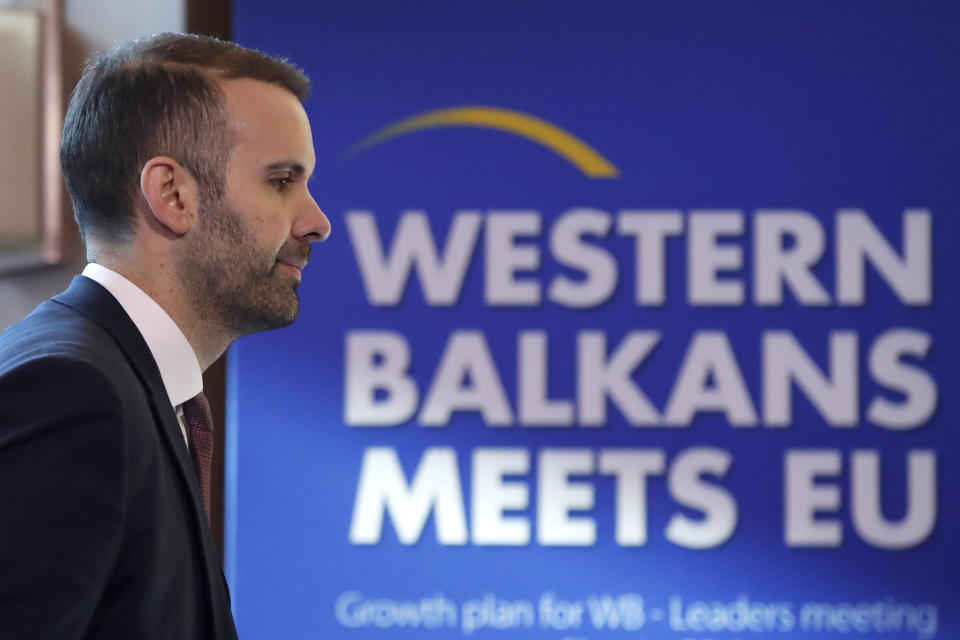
0, 298, 137, 384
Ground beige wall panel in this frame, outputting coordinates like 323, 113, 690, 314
0, 9, 41, 247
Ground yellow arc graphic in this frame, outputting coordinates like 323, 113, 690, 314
349, 106, 620, 179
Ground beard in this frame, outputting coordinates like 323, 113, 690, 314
176, 193, 311, 337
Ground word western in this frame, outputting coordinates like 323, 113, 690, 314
346, 209, 930, 308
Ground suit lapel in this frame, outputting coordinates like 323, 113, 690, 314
53, 275, 231, 636
54, 276, 203, 511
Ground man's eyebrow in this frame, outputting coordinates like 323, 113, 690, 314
265, 161, 314, 180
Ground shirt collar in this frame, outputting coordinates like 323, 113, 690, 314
82, 263, 203, 408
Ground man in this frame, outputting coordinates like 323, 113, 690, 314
0, 33, 330, 638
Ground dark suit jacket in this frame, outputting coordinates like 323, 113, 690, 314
0, 276, 237, 639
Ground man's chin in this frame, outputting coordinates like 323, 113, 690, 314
272, 305, 299, 329
231, 291, 300, 335
263, 300, 300, 331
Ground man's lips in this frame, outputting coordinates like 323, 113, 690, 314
277, 243, 311, 278
277, 261, 305, 278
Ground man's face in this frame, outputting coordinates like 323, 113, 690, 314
179, 79, 331, 336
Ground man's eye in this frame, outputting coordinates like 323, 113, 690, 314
271, 176, 293, 191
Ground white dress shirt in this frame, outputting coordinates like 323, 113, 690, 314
82, 263, 202, 446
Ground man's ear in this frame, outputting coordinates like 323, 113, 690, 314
139, 156, 200, 235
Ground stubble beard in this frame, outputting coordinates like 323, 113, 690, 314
177, 194, 306, 338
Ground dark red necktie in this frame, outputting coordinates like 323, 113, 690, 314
182, 391, 214, 523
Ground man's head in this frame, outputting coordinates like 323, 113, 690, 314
61, 33, 331, 337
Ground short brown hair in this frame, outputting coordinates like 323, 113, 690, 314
60, 33, 311, 244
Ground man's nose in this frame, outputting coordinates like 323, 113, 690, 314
294, 194, 331, 242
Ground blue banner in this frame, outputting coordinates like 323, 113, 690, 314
229, 2, 959, 638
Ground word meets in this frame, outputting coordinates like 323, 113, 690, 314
348, 446, 935, 550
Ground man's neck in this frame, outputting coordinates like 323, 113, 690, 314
89, 254, 234, 372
